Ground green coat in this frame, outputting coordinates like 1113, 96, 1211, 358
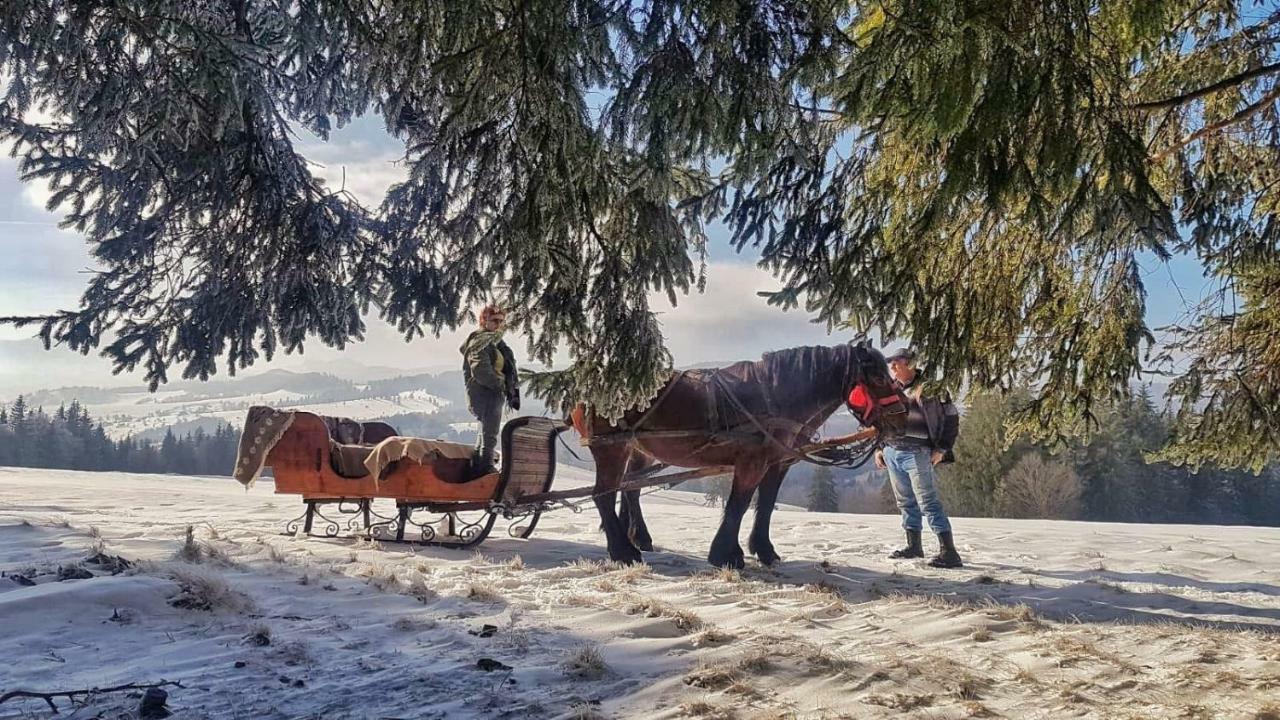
460, 330, 519, 400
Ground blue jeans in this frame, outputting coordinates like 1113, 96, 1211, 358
883, 445, 952, 534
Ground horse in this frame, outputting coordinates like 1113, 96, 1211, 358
570, 342, 902, 568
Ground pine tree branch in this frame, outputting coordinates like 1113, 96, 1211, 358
1151, 84, 1280, 160
1132, 61, 1280, 111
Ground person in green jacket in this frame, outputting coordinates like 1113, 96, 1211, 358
460, 305, 520, 475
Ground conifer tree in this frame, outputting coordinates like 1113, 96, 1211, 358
1, 0, 1278, 466
807, 465, 840, 513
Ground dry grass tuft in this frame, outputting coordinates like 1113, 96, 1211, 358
803, 582, 850, 614
561, 593, 599, 608
567, 702, 609, 720
621, 594, 703, 631
86, 524, 101, 539
466, 581, 503, 603
803, 643, 857, 673
1050, 635, 1138, 673
612, 563, 651, 584
406, 576, 438, 604
392, 616, 437, 632
1195, 648, 1220, 664
984, 601, 1047, 631
714, 567, 742, 583
360, 564, 399, 592
1254, 704, 1280, 720
175, 525, 203, 563
684, 660, 743, 691
692, 627, 736, 647
562, 644, 610, 680
1013, 668, 1041, 685
242, 624, 272, 646
971, 627, 993, 642
679, 700, 736, 719
506, 554, 525, 571
953, 674, 987, 701
684, 649, 774, 690
725, 682, 763, 700
273, 638, 312, 666
166, 566, 254, 613
864, 693, 934, 710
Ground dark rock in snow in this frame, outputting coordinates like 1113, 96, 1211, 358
138, 687, 171, 719
58, 565, 94, 581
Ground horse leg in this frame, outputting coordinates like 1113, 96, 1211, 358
621, 489, 654, 551
707, 461, 767, 569
748, 464, 789, 566
617, 452, 655, 551
592, 449, 643, 565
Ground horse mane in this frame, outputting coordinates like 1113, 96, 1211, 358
756, 344, 854, 400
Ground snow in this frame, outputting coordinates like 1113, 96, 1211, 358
2, 466, 1279, 719
82, 389, 451, 439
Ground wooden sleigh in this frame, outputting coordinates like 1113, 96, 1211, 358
264, 412, 566, 548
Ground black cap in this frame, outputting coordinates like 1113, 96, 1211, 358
885, 347, 915, 362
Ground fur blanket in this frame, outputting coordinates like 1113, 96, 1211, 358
363, 436, 476, 482
233, 406, 296, 488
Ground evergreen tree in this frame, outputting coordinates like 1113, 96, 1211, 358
939, 390, 1034, 517
1, 2, 1278, 469
807, 465, 840, 513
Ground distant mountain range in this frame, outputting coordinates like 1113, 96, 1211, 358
7, 368, 549, 441
3, 352, 1173, 446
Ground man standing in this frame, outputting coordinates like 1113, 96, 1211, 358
874, 348, 963, 568
460, 305, 520, 475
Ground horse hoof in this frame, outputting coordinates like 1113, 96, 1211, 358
749, 540, 780, 566
708, 552, 745, 570
611, 545, 644, 565
634, 538, 655, 552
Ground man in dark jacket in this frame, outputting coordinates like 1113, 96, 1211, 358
460, 305, 520, 475
874, 348, 964, 568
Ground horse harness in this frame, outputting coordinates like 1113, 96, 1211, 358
582, 355, 882, 470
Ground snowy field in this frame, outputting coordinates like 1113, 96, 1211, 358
2, 467, 1279, 719
76, 389, 451, 439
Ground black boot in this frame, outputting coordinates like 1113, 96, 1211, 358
928, 531, 964, 568
889, 530, 924, 559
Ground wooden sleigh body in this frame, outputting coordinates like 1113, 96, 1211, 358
263, 412, 566, 548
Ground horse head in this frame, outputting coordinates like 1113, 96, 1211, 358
844, 343, 908, 437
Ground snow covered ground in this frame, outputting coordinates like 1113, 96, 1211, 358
2, 466, 1279, 719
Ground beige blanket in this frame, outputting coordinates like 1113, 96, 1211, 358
233, 406, 296, 488
363, 436, 476, 482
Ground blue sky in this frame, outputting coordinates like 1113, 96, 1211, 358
0, 115, 1215, 394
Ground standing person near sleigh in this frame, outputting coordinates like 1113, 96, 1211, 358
874, 348, 964, 569
460, 305, 520, 475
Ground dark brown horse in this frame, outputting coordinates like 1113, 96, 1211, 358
571, 343, 901, 568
